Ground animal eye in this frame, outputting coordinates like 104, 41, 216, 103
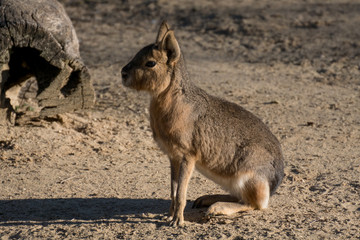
145, 61, 156, 68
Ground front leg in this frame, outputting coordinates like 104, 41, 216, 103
168, 159, 180, 221
170, 156, 195, 227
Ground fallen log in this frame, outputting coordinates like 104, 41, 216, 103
0, 0, 94, 125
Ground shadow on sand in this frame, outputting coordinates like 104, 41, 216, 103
0, 198, 172, 226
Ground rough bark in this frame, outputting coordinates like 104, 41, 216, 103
0, 0, 94, 125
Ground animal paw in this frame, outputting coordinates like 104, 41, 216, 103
206, 202, 253, 216
206, 202, 234, 216
169, 216, 184, 227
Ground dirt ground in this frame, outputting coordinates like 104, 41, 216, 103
1, 0, 360, 239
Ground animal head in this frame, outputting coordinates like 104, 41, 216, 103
121, 21, 181, 94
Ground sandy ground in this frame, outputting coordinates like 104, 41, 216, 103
1, 0, 360, 239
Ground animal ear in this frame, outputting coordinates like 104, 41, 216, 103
156, 20, 170, 44
159, 30, 180, 65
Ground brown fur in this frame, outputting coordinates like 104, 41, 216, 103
121, 21, 284, 226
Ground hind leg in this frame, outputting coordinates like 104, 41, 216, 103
206, 179, 270, 216
192, 194, 239, 209
242, 179, 270, 210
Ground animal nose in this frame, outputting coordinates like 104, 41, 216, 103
121, 63, 132, 79
121, 70, 128, 79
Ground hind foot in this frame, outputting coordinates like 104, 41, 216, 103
206, 202, 254, 216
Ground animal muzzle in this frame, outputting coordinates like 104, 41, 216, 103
121, 63, 132, 87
